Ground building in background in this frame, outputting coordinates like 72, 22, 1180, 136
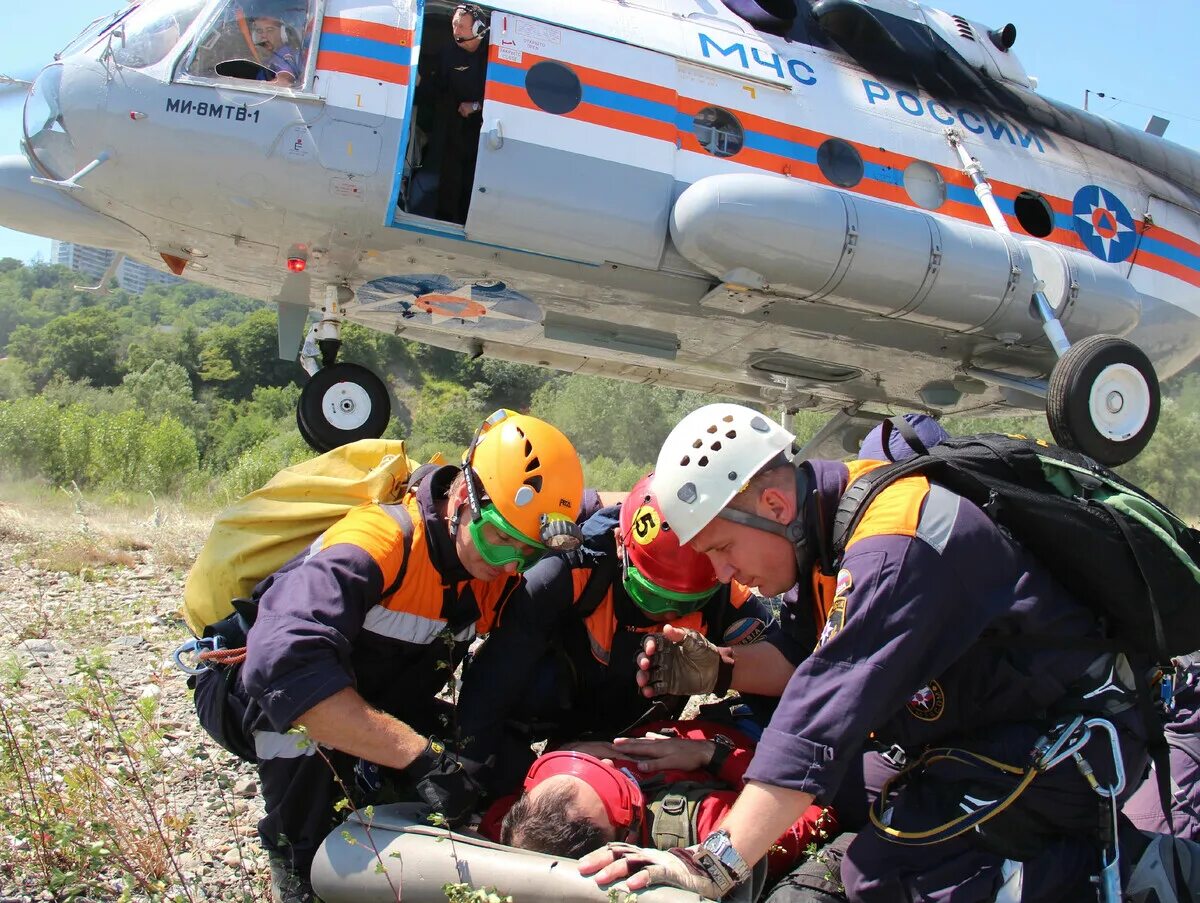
51, 241, 184, 294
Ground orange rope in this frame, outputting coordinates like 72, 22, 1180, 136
236, 8, 260, 63
199, 646, 247, 667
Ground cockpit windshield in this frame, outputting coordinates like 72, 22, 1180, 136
57, 6, 134, 59
109, 0, 210, 69
181, 0, 316, 90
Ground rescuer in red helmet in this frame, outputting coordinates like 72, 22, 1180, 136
457, 472, 781, 794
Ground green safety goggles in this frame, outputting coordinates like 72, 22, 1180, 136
622, 560, 716, 617
467, 502, 547, 573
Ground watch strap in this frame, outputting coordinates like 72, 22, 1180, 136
700, 829, 752, 887
707, 733, 735, 775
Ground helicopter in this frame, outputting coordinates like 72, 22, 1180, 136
1, 0, 1197, 465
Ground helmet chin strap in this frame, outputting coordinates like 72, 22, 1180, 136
716, 463, 829, 576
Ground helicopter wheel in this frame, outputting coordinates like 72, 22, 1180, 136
296, 404, 318, 451
297, 363, 391, 452
1046, 335, 1159, 466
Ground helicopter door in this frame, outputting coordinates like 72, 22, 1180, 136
308, 0, 417, 178
465, 13, 678, 268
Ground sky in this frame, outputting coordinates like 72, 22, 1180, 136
0, 0, 1197, 262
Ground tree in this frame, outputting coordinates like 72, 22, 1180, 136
121, 360, 198, 429
12, 307, 123, 388
529, 375, 703, 467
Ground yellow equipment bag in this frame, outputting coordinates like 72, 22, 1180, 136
182, 439, 439, 636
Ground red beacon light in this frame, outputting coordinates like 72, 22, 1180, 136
286, 256, 307, 273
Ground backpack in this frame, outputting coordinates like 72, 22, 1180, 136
641, 778, 770, 903
182, 439, 440, 636
832, 429, 1200, 663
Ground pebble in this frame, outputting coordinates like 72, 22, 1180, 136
17, 638, 56, 655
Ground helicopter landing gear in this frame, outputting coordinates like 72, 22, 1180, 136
945, 131, 1160, 467
1046, 335, 1160, 467
296, 289, 392, 453
298, 362, 391, 452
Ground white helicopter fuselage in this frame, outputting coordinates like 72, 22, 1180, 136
5, 0, 1199, 426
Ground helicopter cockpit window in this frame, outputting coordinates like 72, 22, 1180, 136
182, 0, 315, 89
109, 0, 208, 70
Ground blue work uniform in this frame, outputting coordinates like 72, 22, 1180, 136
750, 459, 1149, 902
457, 504, 779, 793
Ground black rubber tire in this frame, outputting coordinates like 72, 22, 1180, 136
1046, 334, 1160, 466
297, 362, 391, 452
296, 404, 318, 452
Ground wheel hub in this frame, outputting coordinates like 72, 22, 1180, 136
321, 381, 373, 431
1088, 363, 1150, 442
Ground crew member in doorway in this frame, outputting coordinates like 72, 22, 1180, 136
432, 4, 489, 224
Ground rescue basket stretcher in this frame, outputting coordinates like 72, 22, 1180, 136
311, 803, 735, 903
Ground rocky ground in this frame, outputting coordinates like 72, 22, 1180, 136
0, 488, 271, 902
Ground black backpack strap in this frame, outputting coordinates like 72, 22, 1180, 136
831, 455, 934, 561
879, 416, 931, 462
404, 461, 442, 496
378, 503, 416, 599
574, 555, 618, 619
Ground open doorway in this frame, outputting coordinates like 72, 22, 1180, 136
400, 2, 490, 224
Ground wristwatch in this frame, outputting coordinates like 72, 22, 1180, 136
693, 829, 752, 894
707, 733, 736, 774
471, 101, 481, 112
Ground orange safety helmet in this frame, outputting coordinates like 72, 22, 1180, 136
619, 472, 719, 615
463, 409, 584, 549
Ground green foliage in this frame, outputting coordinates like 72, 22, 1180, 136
216, 431, 314, 502
0, 358, 31, 401
583, 455, 648, 492
12, 306, 125, 389
530, 375, 703, 466
121, 360, 198, 429
0, 650, 195, 899
0, 261, 1195, 519
0, 396, 197, 493
408, 380, 489, 460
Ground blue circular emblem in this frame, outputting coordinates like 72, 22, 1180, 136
1071, 185, 1137, 264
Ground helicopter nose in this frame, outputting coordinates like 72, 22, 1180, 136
21, 63, 68, 176
0, 155, 144, 248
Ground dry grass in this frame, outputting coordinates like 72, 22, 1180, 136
0, 479, 212, 577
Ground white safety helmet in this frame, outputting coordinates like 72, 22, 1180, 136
651, 403, 796, 544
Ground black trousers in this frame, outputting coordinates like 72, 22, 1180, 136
192, 666, 451, 879
437, 111, 482, 224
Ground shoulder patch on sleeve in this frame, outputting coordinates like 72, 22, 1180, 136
723, 616, 767, 646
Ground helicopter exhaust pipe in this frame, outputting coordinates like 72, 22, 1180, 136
670, 172, 1141, 346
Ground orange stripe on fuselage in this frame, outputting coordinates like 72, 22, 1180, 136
487, 81, 675, 142
315, 50, 409, 84
489, 57, 1198, 285
322, 16, 411, 45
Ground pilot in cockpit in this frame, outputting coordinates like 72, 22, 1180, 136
186, 0, 311, 87
247, 4, 301, 87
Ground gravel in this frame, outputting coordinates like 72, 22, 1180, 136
0, 500, 271, 902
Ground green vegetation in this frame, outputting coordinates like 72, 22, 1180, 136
0, 259, 1196, 517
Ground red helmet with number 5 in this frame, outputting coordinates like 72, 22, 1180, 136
619, 473, 719, 616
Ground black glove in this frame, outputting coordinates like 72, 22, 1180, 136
642, 630, 735, 697
408, 737, 483, 826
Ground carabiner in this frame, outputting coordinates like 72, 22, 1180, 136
171, 636, 224, 675
1032, 714, 1087, 771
